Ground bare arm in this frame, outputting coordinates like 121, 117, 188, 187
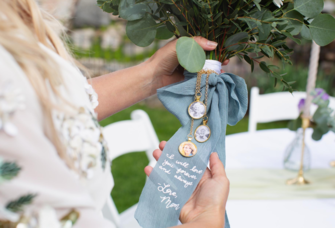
90, 37, 228, 120
89, 61, 158, 120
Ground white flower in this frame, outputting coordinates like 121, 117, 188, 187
273, 0, 284, 8
84, 83, 99, 109
0, 81, 25, 136
54, 106, 108, 179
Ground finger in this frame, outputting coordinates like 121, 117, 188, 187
221, 69, 225, 73
209, 152, 227, 178
159, 141, 167, 151
144, 166, 153, 177
202, 167, 212, 179
193, 36, 218, 51
153, 149, 162, 161
222, 60, 229, 66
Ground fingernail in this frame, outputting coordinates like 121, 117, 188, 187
213, 152, 219, 157
207, 41, 218, 48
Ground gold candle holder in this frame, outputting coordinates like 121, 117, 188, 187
286, 117, 311, 185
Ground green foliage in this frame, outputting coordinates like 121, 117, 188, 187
6, 194, 36, 212
0, 160, 21, 182
294, 0, 324, 19
126, 15, 157, 47
287, 88, 335, 141
311, 92, 335, 140
309, 14, 335, 46
176, 37, 206, 72
98, 0, 335, 91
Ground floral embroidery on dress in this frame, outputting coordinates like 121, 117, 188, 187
84, 83, 99, 109
54, 107, 109, 179
0, 81, 25, 136
0, 158, 80, 227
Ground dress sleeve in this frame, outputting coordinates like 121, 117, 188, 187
0, 46, 115, 228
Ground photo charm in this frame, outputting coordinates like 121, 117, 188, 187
188, 101, 206, 119
179, 141, 197, 157
195, 125, 211, 143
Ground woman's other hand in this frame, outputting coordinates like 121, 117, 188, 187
145, 37, 230, 89
145, 141, 229, 228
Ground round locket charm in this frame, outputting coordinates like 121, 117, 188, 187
179, 141, 197, 157
188, 101, 206, 119
195, 125, 211, 143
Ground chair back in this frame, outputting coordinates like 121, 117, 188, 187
248, 87, 335, 133
101, 109, 159, 227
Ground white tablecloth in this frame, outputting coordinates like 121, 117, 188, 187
225, 129, 335, 228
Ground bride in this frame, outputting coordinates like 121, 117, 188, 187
0, 0, 230, 227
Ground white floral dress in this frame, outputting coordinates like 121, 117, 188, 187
0, 44, 115, 228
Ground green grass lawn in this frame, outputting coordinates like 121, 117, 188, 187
100, 103, 288, 213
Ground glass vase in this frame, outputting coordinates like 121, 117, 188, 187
283, 128, 311, 171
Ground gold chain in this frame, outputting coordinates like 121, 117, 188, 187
194, 71, 202, 101
204, 73, 210, 113
188, 69, 217, 140
187, 119, 194, 140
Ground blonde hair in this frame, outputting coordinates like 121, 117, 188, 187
183, 143, 195, 155
0, 0, 83, 168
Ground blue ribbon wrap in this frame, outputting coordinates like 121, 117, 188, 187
135, 71, 248, 228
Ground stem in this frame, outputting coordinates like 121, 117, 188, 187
206, 50, 219, 60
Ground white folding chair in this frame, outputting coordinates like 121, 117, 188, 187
101, 109, 159, 228
248, 87, 335, 133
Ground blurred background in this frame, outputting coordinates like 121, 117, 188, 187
39, 0, 335, 218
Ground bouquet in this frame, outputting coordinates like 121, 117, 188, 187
98, 0, 335, 91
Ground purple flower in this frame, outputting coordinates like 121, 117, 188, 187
298, 98, 305, 113
315, 88, 329, 101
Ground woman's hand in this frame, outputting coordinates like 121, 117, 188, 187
145, 37, 230, 89
144, 141, 230, 228
92, 37, 230, 120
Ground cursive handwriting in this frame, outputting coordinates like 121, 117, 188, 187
162, 159, 174, 168
158, 183, 177, 198
175, 160, 189, 168
160, 196, 180, 210
159, 166, 171, 174
174, 175, 193, 188
176, 168, 197, 180
190, 166, 203, 174
166, 154, 175, 160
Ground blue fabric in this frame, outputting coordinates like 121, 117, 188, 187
135, 71, 248, 228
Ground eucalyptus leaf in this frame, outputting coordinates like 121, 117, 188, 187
119, 2, 150, 21
301, 24, 312, 40
259, 11, 272, 40
282, 31, 301, 45
283, 10, 304, 35
309, 14, 335, 46
224, 32, 249, 51
176, 37, 206, 73
261, 46, 273, 58
294, 0, 324, 19
259, 61, 271, 73
156, 25, 174, 40
126, 15, 157, 47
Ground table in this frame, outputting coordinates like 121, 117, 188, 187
225, 129, 335, 228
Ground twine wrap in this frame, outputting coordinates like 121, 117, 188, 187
303, 41, 320, 118
135, 69, 248, 228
